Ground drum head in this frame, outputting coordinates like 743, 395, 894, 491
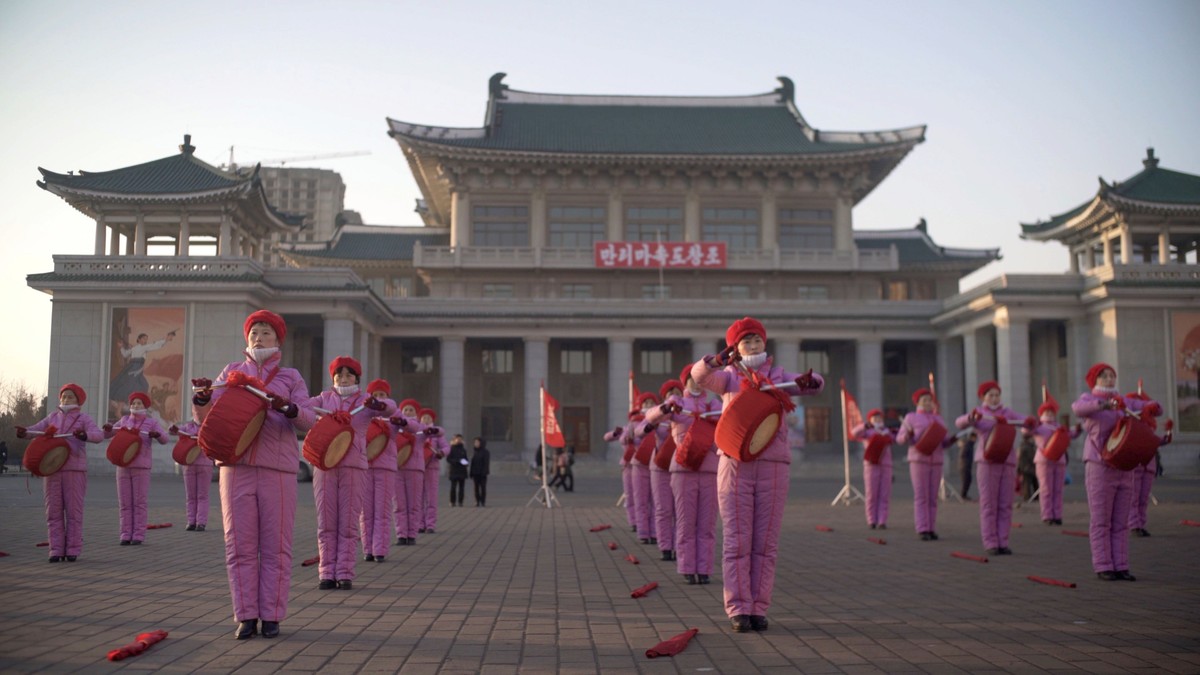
25, 438, 70, 476
323, 430, 354, 469
748, 413, 780, 455
366, 435, 388, 461
396, 442, 412, 468
234, 411, 267, 458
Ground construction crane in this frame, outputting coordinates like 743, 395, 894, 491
219, 148, 370, 171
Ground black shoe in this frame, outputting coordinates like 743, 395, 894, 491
48, 556, 61, 563
196, 524, 206, 532
407, 537, 416, 545
998, 547, 1013, 555
730, 615, 751, 633
1133, 528, 1150, 537
1054, 519, 1063, 526
235, 619, 258, 640
120, 540, 131, 546
684, 574, 697, 585
632, 525, 638, 532
261, 621, 280, 638
318, 579, 336, 590
397, 538, 405, 546
374, 556, 385, 562
65, 556, 77, 562
662, 551, 672, 562
1097, 570, 1120, 581
869, 523, 877, 529
878, 524, 887, 530
649, 537, 657, 544
337, 580, 352, 590
640, 538, 651, 545
365, 554, 375, 562
1117, 570, 1137, 581
928, 532, 939, 541
920, 532, 932, 541
698, 575, 711, 585
749, 615, 769, 632
418, 528, 426, 534
426, 528, 435, 534
131, 540, 142, 545
186, 524, 196, 531
985, 548, 1001, 556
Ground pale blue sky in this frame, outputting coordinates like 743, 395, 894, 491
2, 0, 1198, 392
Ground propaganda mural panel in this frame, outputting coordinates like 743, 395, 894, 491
1172, 310, 1200, 433
108, 307, 185, 424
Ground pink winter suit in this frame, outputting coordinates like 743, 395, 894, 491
1072, 389, 1156, 574
852, 423, 894, 528
308, 389, 395, 582
28, 408, 103, 559
394, 417, 431, 542
644, 391, 721, 577
606, 422, 639, 531
106, 413, 167, 543
635, 420, 675, 554
625, 421, 656, 542
361, 406, 397, 559
1129, 452, 1162, 531
422, 434, 449, 531
1029, 421, 1081, 523
176, 420, 214, 528
896, 410, 952, 535
195, 354, 315, 624
956, 405, 1026, 551
692, 357, 823, 620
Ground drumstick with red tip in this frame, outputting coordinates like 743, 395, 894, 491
608, 542, 619, 550
314, 404, 367, 416
1181, 520, 1200, 527
192, 382, 272, 401
301, 555, 320, 566
1027, 575, 1076, 589
588, 524, 612, 532
625, 554, 640, 565
27, 431, 74, 438
951, 552, 988, 563
815, 525, 834, 533
630, 582, 658, 598
1061, 530, 1088, 537
867, 537, 886, 545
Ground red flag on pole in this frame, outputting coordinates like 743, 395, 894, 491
542, 385, 566, 447
841, 379, 862, 440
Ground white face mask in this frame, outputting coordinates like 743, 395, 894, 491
334, 384, 360, 396
249, 347, 280, 363
1093, 385, 1119, 395
741, 352, 768, 369
131, 408, 147, 416
59, 404, 80, 412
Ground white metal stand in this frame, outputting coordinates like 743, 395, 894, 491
832, 386, 865, 506
527, 388, 560, 508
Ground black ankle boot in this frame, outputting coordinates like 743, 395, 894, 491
235, 619, 258, 640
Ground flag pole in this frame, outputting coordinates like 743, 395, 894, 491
528, 383, 560, 508
931, 371, 963, 503
831, 379, 865, 506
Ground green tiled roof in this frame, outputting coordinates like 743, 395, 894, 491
39, 136, 246, 195
1021, 201, 1090, 236
855, 222, 998, 270
284, 229, 449, 261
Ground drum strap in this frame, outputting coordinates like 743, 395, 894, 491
740, 365, 796, 413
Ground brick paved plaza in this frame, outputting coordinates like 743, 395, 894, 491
1, 464, 1198, 674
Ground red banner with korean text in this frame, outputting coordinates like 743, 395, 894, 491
594, 241, 727, 269
841, 379, 863, 441
542, 385, 566, 448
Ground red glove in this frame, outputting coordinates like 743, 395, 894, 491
168, 425, 179, 435
103, 423, 114, 433
425, 426, 441, 436
1023, 416, 1037, 429
363, 397, 386, 411
967, 410, 982, 424
391, 416, 408, 428
15, 426, 26, 439
1144, 402, 1162, 417
72, 429, 87, 441
191, 377, 213, 392
795, 369, 819, 390
148, 431, 161, 439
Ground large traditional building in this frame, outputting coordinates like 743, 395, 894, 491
29, 76, 1198, 470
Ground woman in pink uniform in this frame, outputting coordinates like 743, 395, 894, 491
1126, 387, 1171, 537
896, 388, 953, 541
419, 408, 449, 534
955, 381, 1029, 555
105, 391, 167, 545
17, 383, 103, 562
693, 317, 824, 634
361, 379, 397, 562
628, 391, 660, 545
643, 364, 721, 585
604, 410, 640, 532
851, 409, 893, 530
393, 398, 433, 546
1072, 363, 1160, 581
640, 380, 681, 561
1026, 398, 1080, 526
170, 418, 212, 531
193, 309, 315, 640
308, 356, 393, 591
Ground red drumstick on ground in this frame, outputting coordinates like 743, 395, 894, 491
646, 628, 699, 658
36, 542, 49, 547
951, 551, 989, 563
0, 551, 9, 557
589, 524, 612, 532
1061, 530, 1088, 537
106, 629, 168, 661
630, 581, 658, 598
625, 554, 639, 565
301, 556, 320, 567
1181, 519, 1200, 527
815, 525, 834, 532
1028, 575, 1076, 588
147, 523, 173, 530
608, 542, 618, 550
867, 537, 886, 545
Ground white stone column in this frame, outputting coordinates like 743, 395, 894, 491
1159, 230, 1170, 264
936, 337, 965, 418
684, 190, 701, 242
760, 192, 777, 250
774, 338, 801, 377
1068, 318, 1091, 398
1119, 229, 1132, 265
219, 217, 232, 258
439, 337, 465, 443
962, 329, 980, 410
1102, 236, 1113, 267
321, 316, 355, 390
691, 338, 715, 366
357, 325, 371, 375
450, 191, 469, 247
607, 192, 623, 240
530, 190, 546, 247
995, 311, 1032, 415
523, 337, 549, 453
94, 216, 106, 255
178, 213, 190, 256
855, 339, 883, 412
607, 337, 634, 460
834, 196, 853, 251
134, 211, 147, 256
110, 226, 121, 257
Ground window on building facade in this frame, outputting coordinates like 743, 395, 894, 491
799, 347, 829, 374
797, 285, 830, 301
561, 347, 593, 374
805, 406, 831, 443
561, 284, 593, 299
473, 205, 530, 246
885, 280, 909, 300
640, 348, 672, 375
778, 208, 834, 249
702, 207, 760, 250
548, 206, 606, 247
883, 347, 907, 375
401, 349, 435, 374
625, 206, 683, 241
482, 349, 513, 374
481, 406, 513, 442
641, 284, 671, 300
483, 283, 514, 299
719, 285, 752, 300
909, 279, 936, 300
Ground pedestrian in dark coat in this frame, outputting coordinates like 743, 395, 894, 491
469, 437, 490, 507
446, 435, 468, 507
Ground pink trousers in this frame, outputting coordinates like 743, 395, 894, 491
717, 457, 788, 618
671, 471, 717, 575
622, 466, 636, 528
315, 466, 362, 581
361, 468, 395, 557
863, 462, 892, 527
184, 463, 213, 527
1128, 464, 1155, 529
1036, 463, 1065, 521
1086, 461, 1134, 572
221, 465, 296, 622
44, 471, 87, 557
116, 468, 150, 542
651, 468, 675, 552
423, 465, 440, 530
977, 462, 1015, 550
909, 461, 940, 533
394, 470, 423, 540
632, 464, 655, 539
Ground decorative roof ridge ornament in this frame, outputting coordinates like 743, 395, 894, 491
179, 134, 196, 156
1143, 147, 1158, 169
774, 76, 794, 104
489, 72, 509, 100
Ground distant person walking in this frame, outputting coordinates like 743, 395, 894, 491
470, 437, 490, 507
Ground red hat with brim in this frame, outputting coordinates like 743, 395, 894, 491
977, 381, 1000, 399
1086, 363, 1114, 389
59, 383, 86, 406
398, 398, 420, 413
1037, 401, 1058, 417
725, 317, 766, 348
367, 379, 390, 395
244, 310, 287, 344
911, 388, 933, 406
659, 380, 683, 400
679, 363, 695, 385
128, 392, 152, 408
329, 356, 362, 379
866, 408, 883, 420
635, 392, 660, 409
418, 408, 437, 422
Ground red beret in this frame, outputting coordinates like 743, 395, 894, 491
866, 408, 883, 420
244, 310, 286, 344
418, 408, 437, 422
725, 317, 766, 348
977, 381, 1000, 399
635, 392, 660, 409
367, 379, 390, 395
128, 391, 152, 408
1086, 363, 1114, 389
59, 383, 86, 406
911, 388, 933, 405
329, 356, 362, 378
659, 380, 683, 400
1037, 401, 1058, 417
679, 363, 694, 385
398, 398, 420, 413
